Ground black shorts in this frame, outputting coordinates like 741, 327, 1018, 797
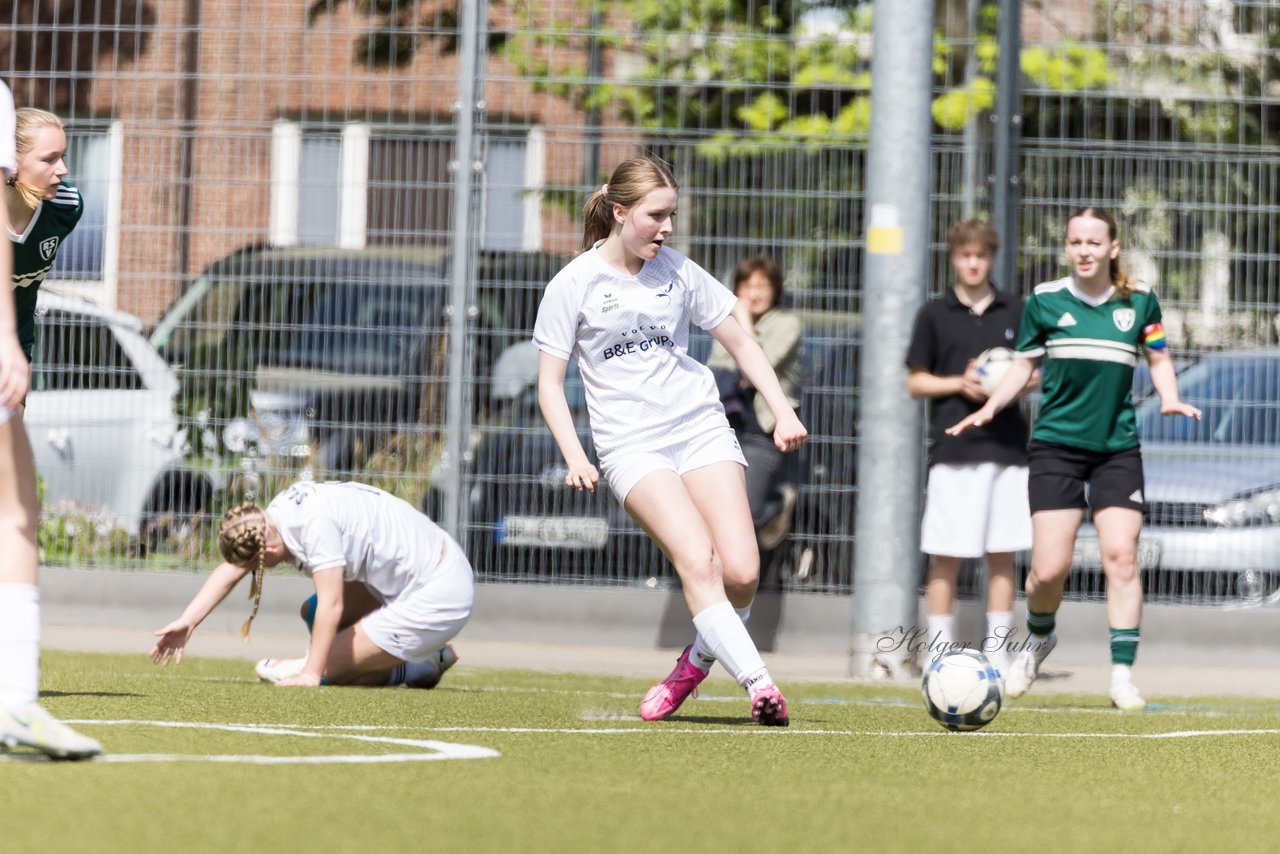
1027, 440, 1145, 514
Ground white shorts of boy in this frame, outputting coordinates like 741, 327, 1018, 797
920, 462, 1032, 558
359, 537, 476, 664
599, 422, 748, 504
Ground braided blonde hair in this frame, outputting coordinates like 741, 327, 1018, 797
218, 501, 268, 640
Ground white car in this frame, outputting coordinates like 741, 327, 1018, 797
24, 292, 215, 550
1069, 348, 1280, 606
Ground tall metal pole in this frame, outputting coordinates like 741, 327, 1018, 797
584, 4, 603, 186
441, 0, 485, 539
176, 0, 201, 285
850, 0, 935, 677
961, 0, 980, 216
991, 0, 1023, 293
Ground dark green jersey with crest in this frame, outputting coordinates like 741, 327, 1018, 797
1016, 276, 1165, 453
10, 181, 83, 360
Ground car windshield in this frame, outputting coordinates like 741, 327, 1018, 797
278, 283, 439, 374
151, 265, 444, 376
1137, 353, 1280, 446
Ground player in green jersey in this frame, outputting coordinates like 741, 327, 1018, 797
947, 207, 1200, 711
6, 108, 81, 362
0, 102, 101, 759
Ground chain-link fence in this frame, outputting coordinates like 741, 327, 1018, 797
5, 1, 1280, 607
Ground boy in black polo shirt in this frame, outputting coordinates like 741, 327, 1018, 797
905, 219, 1032, 677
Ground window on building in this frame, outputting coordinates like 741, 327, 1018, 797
273, 122, 540, 251
52, 127, 110, 280
297, 133, 343, 246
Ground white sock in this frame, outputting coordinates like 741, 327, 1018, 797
688, 601, 754, 672
691, 601, 770, 693
1111, 663, 1134, 689
926, 613, 954, 649
689, 633, 716, 671
0, 584, 40, 709
985, 610, 1014, 671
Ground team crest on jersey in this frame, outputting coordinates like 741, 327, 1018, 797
39, 237, 59, 261
1112, 307, 1136, 332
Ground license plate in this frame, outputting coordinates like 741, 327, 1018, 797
1072, 537, 1161, 571
497, 515, 609, 549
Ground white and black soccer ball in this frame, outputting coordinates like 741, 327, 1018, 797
974, 347, 1015, 396
921, 649, 1003, 732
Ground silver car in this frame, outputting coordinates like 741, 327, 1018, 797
1071, 348, 1280, 604
25, 292, 216, 550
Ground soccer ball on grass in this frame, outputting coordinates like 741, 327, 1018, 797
921, 649, 1003, 732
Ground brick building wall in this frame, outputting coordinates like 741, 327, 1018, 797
8, 0, 630, 322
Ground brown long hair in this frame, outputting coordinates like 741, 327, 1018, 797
582, 157, 678, 250
7, 107, 64, 208
1069, 207, 1133, 298
218, 501, 268, 641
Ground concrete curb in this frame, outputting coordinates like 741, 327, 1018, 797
40, 566, 1280, 667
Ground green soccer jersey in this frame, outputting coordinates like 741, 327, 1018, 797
1016, 276, 1163, 453
10, 181, 84, 361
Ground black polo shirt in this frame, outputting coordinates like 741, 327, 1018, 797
904, 286, 1029, 467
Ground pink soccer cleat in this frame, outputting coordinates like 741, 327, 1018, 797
750, 684, 790, 727
640, 645, 709, 721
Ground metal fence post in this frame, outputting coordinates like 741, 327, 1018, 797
441, 0, 486, 540
991, 0, 1023, 294
850, 0, 935, 677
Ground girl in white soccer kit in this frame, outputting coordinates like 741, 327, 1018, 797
534, 157, 807, 725
151, 481, 473, 689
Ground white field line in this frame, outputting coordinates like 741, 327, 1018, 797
58, 719, 1280, 740
124, 672, 1278, 717
0, 719, 499, 764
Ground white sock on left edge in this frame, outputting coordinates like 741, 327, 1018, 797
692, 601, 771, 694
0, 584, 40, 708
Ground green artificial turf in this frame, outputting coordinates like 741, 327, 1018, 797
5, 650, 1279, 853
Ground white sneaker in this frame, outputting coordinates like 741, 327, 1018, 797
405, 644, 459, 690
1004, 633, 1057, 699
1110, 680, 1146, 711
255, 656, 308, 684
0, 702, 103, 760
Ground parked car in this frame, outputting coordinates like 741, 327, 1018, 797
438, 310, 861, 588
1069, 348, 1280, 604
26, 291, 216, 551
428, 341, 665, 581
148, 244, 567, 471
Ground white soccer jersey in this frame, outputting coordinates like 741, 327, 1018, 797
267, 481, 451, 603
0, 83, 15, 177
533, 245, 737, 456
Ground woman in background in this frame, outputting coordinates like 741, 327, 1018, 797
707, 257, 803, 552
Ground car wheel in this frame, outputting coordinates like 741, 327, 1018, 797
139, 473, 215, 557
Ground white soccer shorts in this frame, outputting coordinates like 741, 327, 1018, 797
920, 462, 1032, 558
360, 538, 475, 663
